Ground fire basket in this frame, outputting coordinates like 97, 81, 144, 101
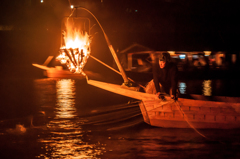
56, 16, 91, 75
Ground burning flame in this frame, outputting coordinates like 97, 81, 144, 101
56, 22, 91, 74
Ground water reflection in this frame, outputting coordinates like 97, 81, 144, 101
179, 82, 187, 94
37, 79, 104, 158
178, 80, 213, 96
202, 80, 212, 96
55, 79, 77, 119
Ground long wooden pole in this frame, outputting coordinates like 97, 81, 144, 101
90, 55, 145, 89
78, 7, 129, 83
108, 44, 129, 83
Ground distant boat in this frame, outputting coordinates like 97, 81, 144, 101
32, 56, 85, 79
33, 63, 85, 79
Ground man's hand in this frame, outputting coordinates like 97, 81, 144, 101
171, 94, 178, 101
156, 92, 166, 100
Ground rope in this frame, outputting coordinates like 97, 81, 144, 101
175, 101, 226, 144
90, 55, 145, 89
174, 101, 208, 139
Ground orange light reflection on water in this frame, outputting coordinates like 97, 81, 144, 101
55, 79, 77, 119
202, 80, 212, 96
37, 79, 104, 158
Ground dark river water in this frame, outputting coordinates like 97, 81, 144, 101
1, 77, 240, 159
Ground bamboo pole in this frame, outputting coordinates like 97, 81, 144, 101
77, 7, 129, 83
90, 55, 145, 89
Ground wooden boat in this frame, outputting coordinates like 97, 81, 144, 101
32, 56, 85, 78
88, 79, 240, 129
85, 34, 240, 129
63, 10, 240, 129
85, 40, 240, 129
86, 39, 240, 129
33, 63, 85, 78
86, 44, 240, 129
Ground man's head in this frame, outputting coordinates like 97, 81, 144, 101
158, 53, 170, 68
159, 60, 166, 68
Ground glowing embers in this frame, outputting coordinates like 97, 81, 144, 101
56, 31, 91, 74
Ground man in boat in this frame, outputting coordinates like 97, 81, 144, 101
145, 52, 178, 100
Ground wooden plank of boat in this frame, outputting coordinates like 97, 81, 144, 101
87, 79, 171, 101
32, 63, 51, 70
88, 79, 240, 129
140, 98, 240, 129
33, 63, 87, 79
88, 79, 240, 111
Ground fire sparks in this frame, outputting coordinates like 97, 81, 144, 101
56, 22, 91, 74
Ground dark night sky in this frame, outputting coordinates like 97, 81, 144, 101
103, 0, 240, 51
0, 0, 239, 51
0, 0, 240, 78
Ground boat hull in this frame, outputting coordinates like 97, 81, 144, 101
45, 68, 85, 79
33, 63, 86, 79
140, 98, 240, 129
87, 79, 240, 129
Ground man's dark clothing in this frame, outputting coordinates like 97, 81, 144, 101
153, 61, 178, 96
